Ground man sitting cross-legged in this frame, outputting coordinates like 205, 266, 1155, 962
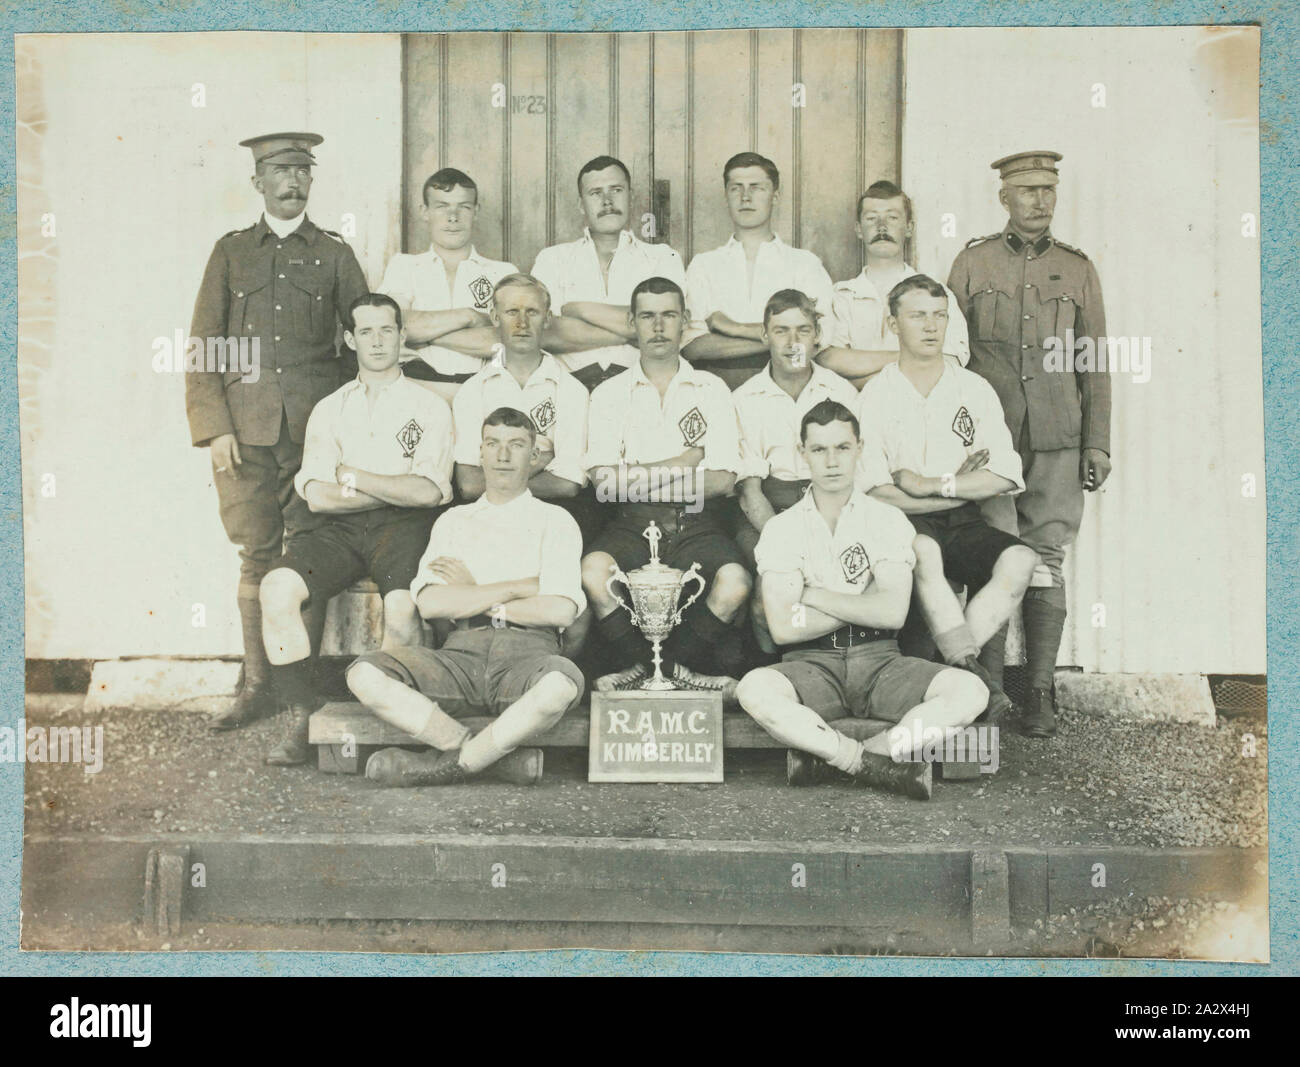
260, 293, 454, 766
345, 407, 587, 787
734, 400, 988, 799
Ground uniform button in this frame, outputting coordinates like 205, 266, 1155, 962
1023, 314, 1030, 320
316, 296, 322, 302
1022, 344, 1029, 349
275, 336, 282, 342
1022, 375, 1030, 381
279, 273, 286, 279
236, 291, 244, 297
246, 323, 253, 329
276, 368, 283, 374
275, 304, 282, 311
1024, 283, 1031, 289
276, 244, 283, 250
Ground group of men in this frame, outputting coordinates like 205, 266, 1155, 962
185, 131, 1110, 798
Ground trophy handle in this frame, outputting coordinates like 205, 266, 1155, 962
671, 563, 706, 626
606, 564, 639, 627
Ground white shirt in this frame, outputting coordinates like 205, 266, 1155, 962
685, 233, 834, 328
263, 211, 305, 239
452, 352, 590, 486
830, 264, 970, 366
584, 357, 741, 476
294, 372, 455, 502
755, 489, 918, 595
377, 245, 518, 376
410, 488, 586, 615
855, 361, 1024, 494
733, 362, 860, 482
531, 228, 688, 374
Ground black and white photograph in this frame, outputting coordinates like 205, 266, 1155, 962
15, 25, 1267, 960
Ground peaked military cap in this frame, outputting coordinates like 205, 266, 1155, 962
991, 150, 1062, 187
239, 132, 323, 167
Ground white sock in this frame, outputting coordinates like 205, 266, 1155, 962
828, 732, 866, 775
413, 705, 472, 751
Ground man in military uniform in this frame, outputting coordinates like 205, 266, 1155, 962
947, 151, 1111, 737
186, 132, 369, 731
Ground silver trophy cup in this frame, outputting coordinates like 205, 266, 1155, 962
605, 521, 706, 690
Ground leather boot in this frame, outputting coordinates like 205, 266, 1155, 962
956, 655, 1013, 724
786, 749, 825, 787
265, 704, 313, 766
365, 746, 473, 787
852, 751, 933, 800
209, 595, 275, 731
1019, 686, 1058, 738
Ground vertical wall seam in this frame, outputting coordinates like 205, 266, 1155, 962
749, 30, 759, 151
792, 29, 802, 249
437, 34, 448, 168
686, 32, 695, 259
648, 32, 656, 240
502, 33, 512, 262
609, 34, 620, 156
856, 30, 867, 271
546, 33, 556, 247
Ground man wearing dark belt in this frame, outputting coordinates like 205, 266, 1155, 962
345, 407, 586, 787
735, 400, 988, 799
856, 275, 1040, 724
186, 131, 369, 732
581, 276, 751, 693
733, 289, 859, 565
259, 293, 454, 765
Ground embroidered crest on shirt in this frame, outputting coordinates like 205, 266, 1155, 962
396, 418, 423, 459
678, 406, 707, 446
840, 543, 870, 583
530, 399, 556, 435
951, 406, 976, 447
468, 275, 493, 310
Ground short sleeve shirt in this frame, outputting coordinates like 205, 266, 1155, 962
685, 234, 834, 328
452, 352, 590, 486
829, 265, 970, 367
754, 489, 918, 594
584, 357, 742, 476
377, 245, 517, 376
294, 373, 455, 502
410, 488, 586, 614
854, 361, 1024, 494
733, 362, 860, 482
531, 229, 688, 374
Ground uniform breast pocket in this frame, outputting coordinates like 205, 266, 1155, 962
970, 283, 1017, 343
287, 274, 329, 340
228, 280, 269, 337
1035, 282, 1078, 347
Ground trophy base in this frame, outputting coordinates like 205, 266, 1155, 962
639, 676, 677, 692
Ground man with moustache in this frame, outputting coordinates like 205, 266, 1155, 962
258, 293, 453, 765
947, 151, 1110, 737
818, 180, 969, 388
187, 132, 368, 732
530, 155, 690, 390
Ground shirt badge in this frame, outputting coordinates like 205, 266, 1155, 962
678, 406, 707, 446
840, 543, 870, 583
469, 275, 493, 310
396, 418, 423, 459
951, 405, 976, 447
530, 399, 556, 435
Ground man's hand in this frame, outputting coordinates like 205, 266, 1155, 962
1081, 448, 1112, 491
892, 469, 931, 497
335, 462, 359, 494
429, 557, 477, 586
211, 434, 242, 478
463, 308, 492, 329
956, 449, 989, 475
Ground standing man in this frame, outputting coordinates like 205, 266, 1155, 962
187, 132, 369, 732
818, 180, 969, 388
531, 155, 690, 390
258, 293, 454, 766
581, 277, 751, 692
345, 407, 587, 787
683, 152, 834, 375
735, 400, 988, 799
947, 151, 1111, 737
376, 168, 518, 402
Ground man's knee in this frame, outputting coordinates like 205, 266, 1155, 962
736, 667, 788, 720
539, 663, 584, 718
931, 666, 987, 723
997, 544, 1040, 589
581, 552, 617, 600
259, 567, 307, 616
709, 563, 753, 610
382, 589, 417, 620
345, 659, 389, 701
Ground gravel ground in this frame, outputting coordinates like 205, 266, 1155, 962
23, 702, 1267, 849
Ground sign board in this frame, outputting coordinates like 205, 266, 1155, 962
588, 690, 724, 783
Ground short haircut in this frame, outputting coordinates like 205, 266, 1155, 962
763, 288, 821, 328
346, 292, 403, 331
492, 272, 552, 310
723, 151, 780, 190
482, 406, 537, 444
577, 155, 631, 194
629, 275, 686, 315
422, 168, 478, 205
887, 274, 948, 317
856, 179, 913, 223
800, 399, 860, 443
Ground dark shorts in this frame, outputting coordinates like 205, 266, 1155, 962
352, 626, 586, 717
910, 502, 1030, 592
588, 504, 746, 584
269, 505, 438, 602
772, 640, 947, 722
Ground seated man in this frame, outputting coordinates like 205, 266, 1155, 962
856, 274, 1040, 722
581, 276, 752, 693
260, 293, 454, 766
377, 167, 518, 402
818, 180, 969, 388
735, 400, 988, 799
733, 288, 860, 564
531, 155, 689, 391
344, 407, 587, 787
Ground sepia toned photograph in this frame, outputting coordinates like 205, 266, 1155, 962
15, 24, 1267, 961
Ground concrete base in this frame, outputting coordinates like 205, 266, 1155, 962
1055, 671, 1217, 727
85, 658, 241, 713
